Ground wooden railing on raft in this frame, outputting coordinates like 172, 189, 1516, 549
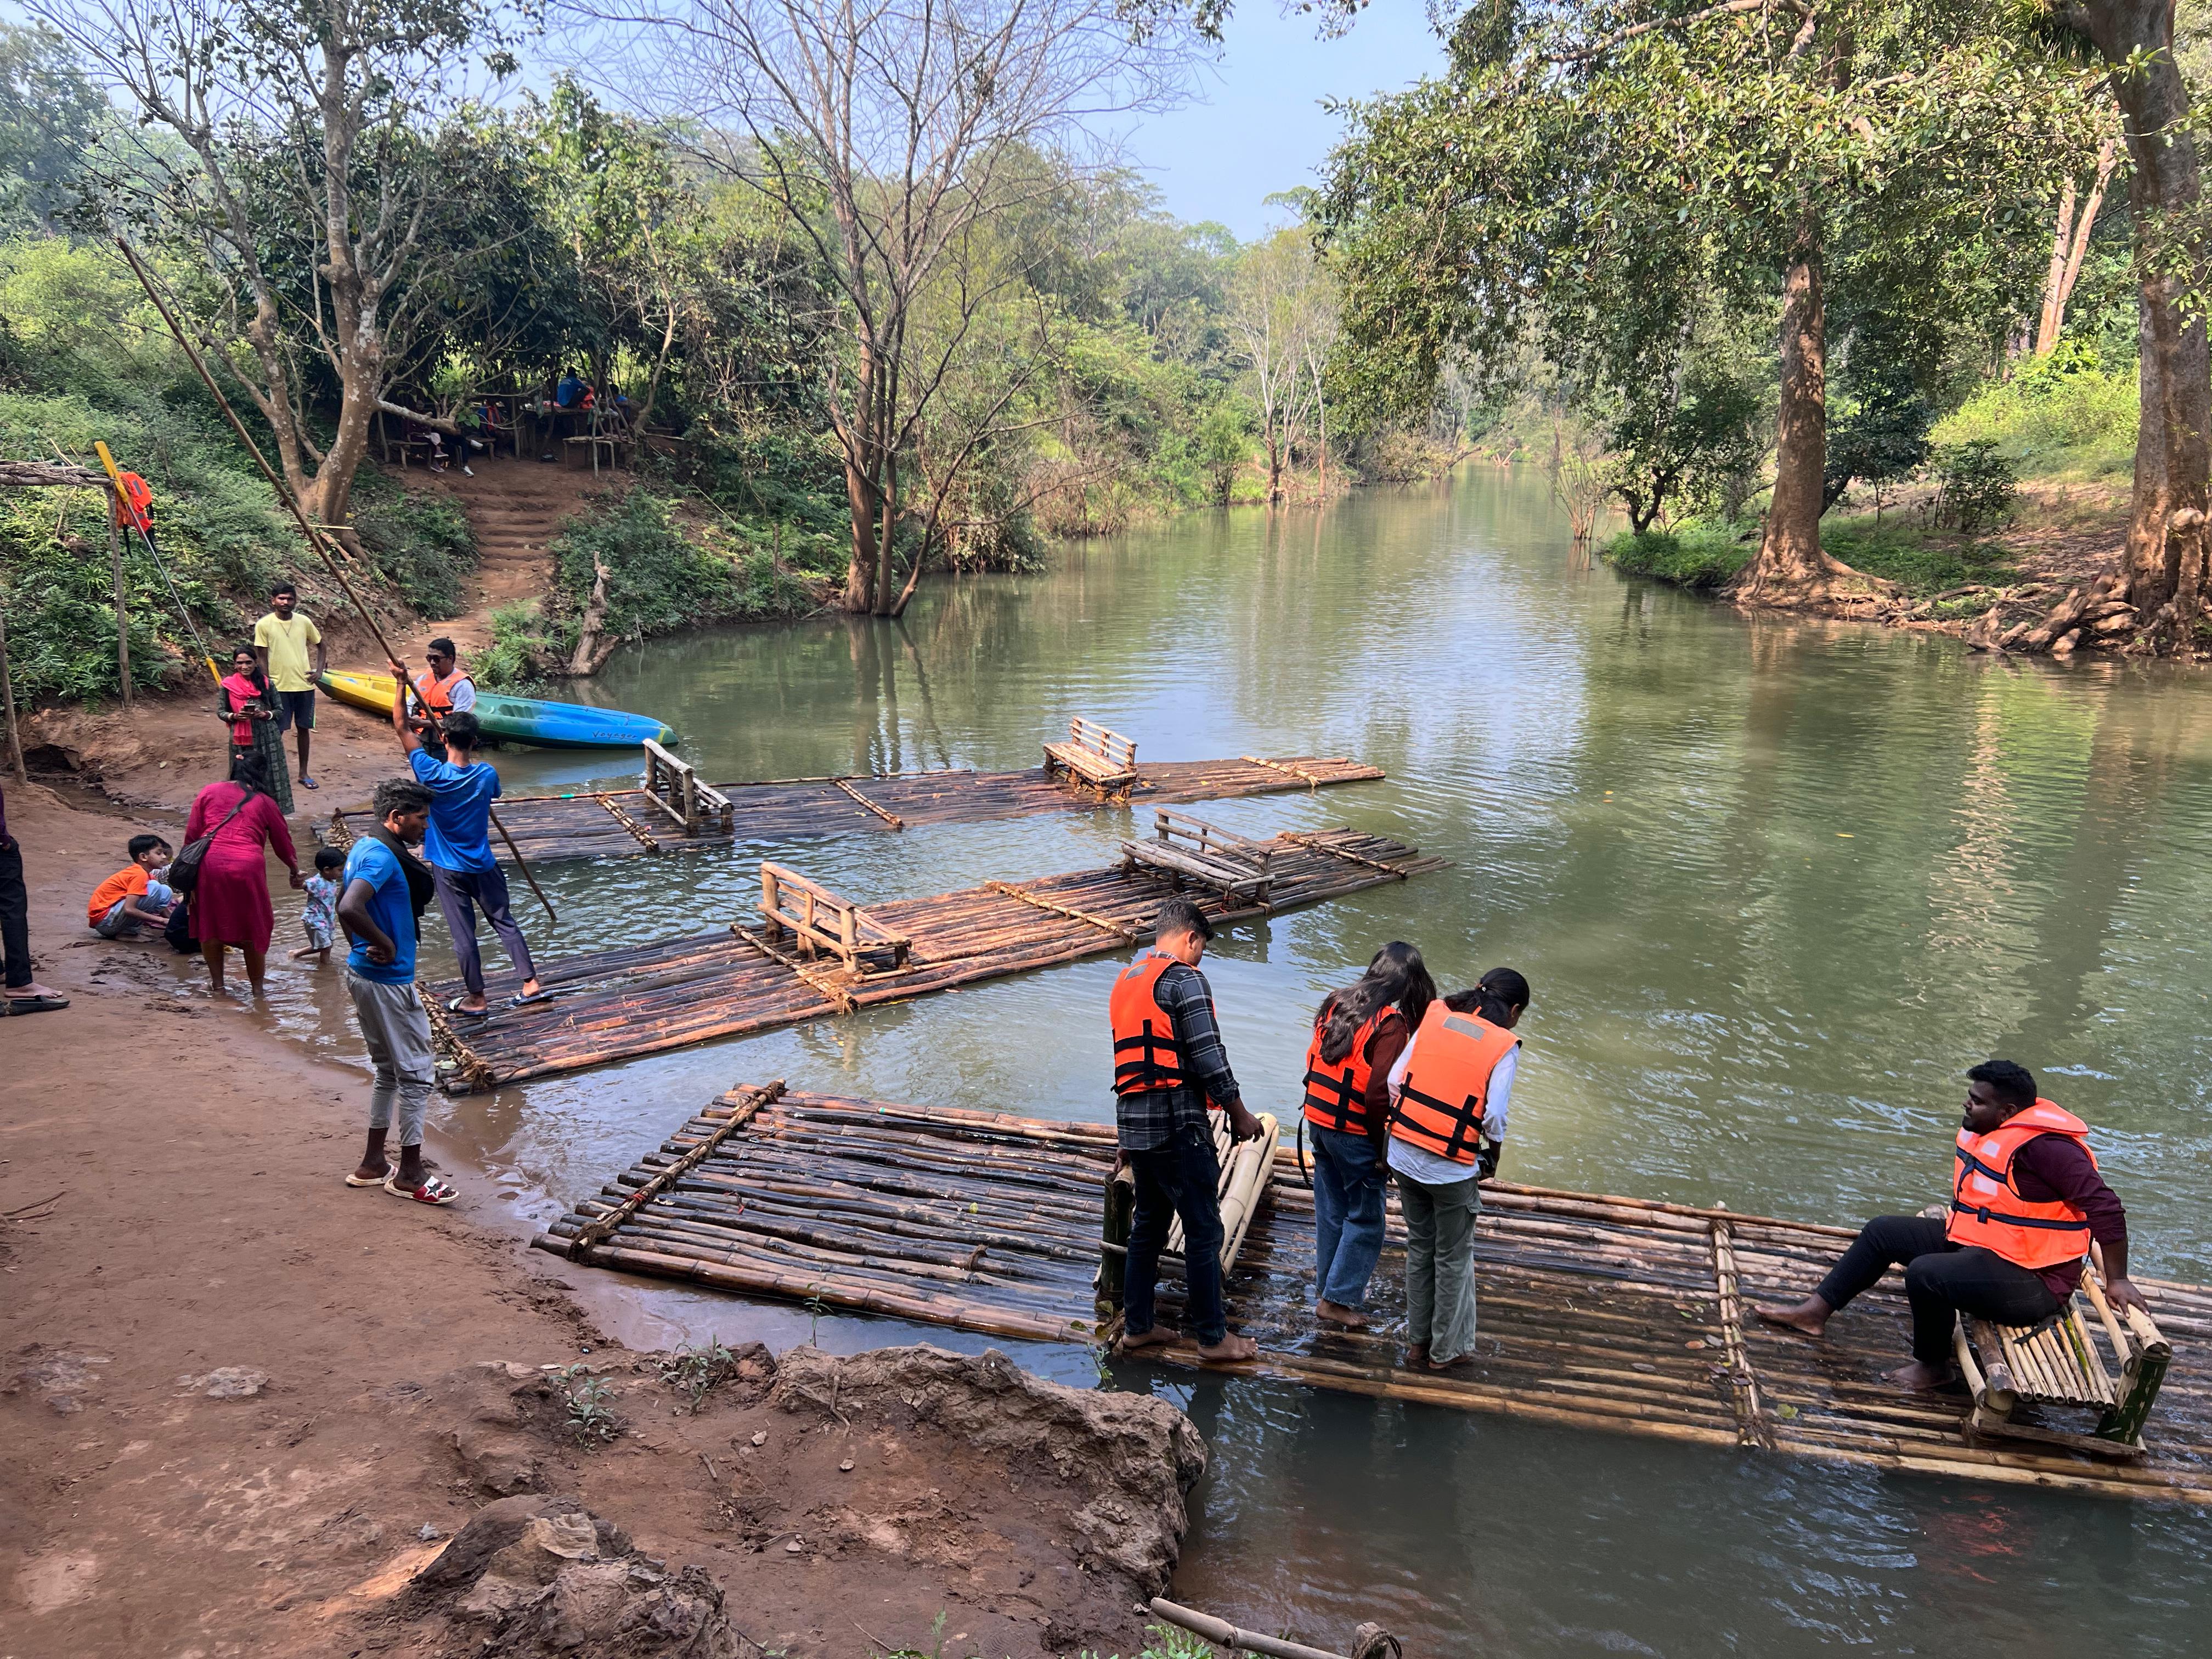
756, 861, 911, 974
1121, 807, 1275, 904
641, 738, 733, 836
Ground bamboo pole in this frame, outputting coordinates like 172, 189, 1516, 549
0, 602, 23, 784
113, 238, 556, 926
1147, 1599, 1356, 1659
107, 510, 131, 708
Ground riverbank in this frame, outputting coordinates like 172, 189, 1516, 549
0, 782, 1204, 1658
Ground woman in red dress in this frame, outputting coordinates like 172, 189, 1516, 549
184, 750, 303, 997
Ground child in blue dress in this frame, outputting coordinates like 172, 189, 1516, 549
292, 845, 345, 964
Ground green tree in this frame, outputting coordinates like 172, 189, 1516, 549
0, 24, 105, 232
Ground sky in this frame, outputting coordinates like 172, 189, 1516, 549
1121, 2, 1446, 240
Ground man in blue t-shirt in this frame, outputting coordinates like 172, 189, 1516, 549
386, 683, 543, 1016
335, 778, 455, 1206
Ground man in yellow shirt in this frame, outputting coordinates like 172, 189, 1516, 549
253, 580, 326, 790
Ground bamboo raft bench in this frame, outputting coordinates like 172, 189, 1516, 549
539, 1087, 2212, 1503
334, 753, 1386, 864
426, 826, 1443, 1091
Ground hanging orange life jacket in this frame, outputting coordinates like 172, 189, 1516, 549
1389, 1000, 1519, 1165
1110, 951, 1189, 1096
112, 471, 154, 534
1301, 1001, 1398, 1136
1947, 1098, 2097, 1271
412, 666, 473, 714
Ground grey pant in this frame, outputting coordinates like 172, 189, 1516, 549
345, 969, 435, 1147
1401, 1171, 1482, 1363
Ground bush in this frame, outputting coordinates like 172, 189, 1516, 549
548, 489, 832, 645
474, 600, 564, 691
1931, 342, 2136, 479
349, 471, 475, 618
1929, 440, 2018, 535
1822, 520, 2017, 599
1603, 518, 1754, 588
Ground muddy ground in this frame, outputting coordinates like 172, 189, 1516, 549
0, 783, 1204, 1659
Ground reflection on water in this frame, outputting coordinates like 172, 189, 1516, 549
294, 468, 2212, 1654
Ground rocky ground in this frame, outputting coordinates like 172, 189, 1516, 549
1, 782, 1206, 1659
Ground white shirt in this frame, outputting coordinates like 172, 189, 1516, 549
1385, 1026, 1517, 1187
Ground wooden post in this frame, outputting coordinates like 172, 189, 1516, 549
0, 602, 25, 783
108, 509, 131, 707
761, 865, 780, 934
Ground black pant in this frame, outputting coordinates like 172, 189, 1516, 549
0, 839, 28, 990
1818, 1214, 2062, 1364
1123, 1121, 1228, 1346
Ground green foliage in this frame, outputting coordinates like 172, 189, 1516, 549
1821, 519, 2018, 598
557, 1363, 620, 1448
475, 601, 561, 692
657, 1339, 740, 1413
1604, 521, 1755, 589
1930, 342, 2137, 478
1929, 439, 2021, 534
0, 24, 104, 232
1825, 356, 1934, 512
549, 489, 833, 642
349, 471, 476, 619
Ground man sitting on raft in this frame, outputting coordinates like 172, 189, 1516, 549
1757, 1059, 2145, 1391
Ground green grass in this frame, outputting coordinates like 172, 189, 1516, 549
1929, 345, 2136, 482
1604, 520, 1754, 588
1822, 520, 2017, 600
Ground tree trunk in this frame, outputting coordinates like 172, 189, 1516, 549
2036, 177, 2080, 357
1728, 227, 1869, 606
842, 461, 880, 612
1265, 425, 1283, 505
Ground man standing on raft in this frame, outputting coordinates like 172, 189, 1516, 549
1111, 898, 1264, 1364
1757, 1059, 2144, 1390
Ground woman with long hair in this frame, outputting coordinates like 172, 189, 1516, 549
1299, 941, 1437, 1327
216, 645, 294, 815
184, 747, 303, 997
1386, 966, 1533, 1371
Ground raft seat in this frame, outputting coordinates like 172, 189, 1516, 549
1121, 808, 1274, 905
1953, 1257, 2172, 1459
1045, 717, 1139, 794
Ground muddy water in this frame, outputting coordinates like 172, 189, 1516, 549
268, 467, 2212, 1655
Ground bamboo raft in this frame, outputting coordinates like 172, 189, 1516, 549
540, 1087, 2212, 1503
337, 755, 1385, 863
427, 826, 1443, 1091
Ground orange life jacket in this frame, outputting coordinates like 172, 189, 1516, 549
112, 471, 153, 534
1301, 1002, 1398, 1136
412, 666, 473, 714
1110, 951, 1189, 1096
1389, 1000, 1519, 1165
1947, 1098, 2097, 1271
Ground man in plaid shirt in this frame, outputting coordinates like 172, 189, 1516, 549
1112, 898, 1263, 1363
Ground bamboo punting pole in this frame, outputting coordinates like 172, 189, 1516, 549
1147, 1598, 1356, 1659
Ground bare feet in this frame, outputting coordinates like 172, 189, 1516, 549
1406, 1342, 1428, 1369
1886, 1360, 1961, 1393
1754, 1295, 1832, 1338
1195, 1333, 1259, 1364
1119, 1326, 1175, 1355
1316, 1299, 1369, 1329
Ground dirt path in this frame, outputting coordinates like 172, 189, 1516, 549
0, 782, 1200, 1658
380, 454, 613, 668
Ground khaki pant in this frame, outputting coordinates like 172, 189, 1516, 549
1401, 1171, 1481, 1363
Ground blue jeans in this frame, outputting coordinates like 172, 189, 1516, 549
1310, 1122, 1387, 1307
1123, 1121, 1228, 1346
95, 881, 176, 939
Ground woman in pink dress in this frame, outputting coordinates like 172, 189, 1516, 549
184, 750, 303, 997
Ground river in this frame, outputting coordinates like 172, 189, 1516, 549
272, 465, 2212, 1656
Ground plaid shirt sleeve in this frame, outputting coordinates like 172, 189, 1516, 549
1160, 963, 1241, 1109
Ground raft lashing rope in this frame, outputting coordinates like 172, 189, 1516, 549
542, 1084, 2212, 1503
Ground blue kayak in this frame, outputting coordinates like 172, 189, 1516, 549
318, 670, 675, 750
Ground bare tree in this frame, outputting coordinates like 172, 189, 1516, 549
37, 0, 508, 541
579, 0, 1201, 613
1226, 225, 1334, 504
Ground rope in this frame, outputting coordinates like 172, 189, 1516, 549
423, 997, 496, 1093
1240, 754, 1323, 790
571, 1080, 786, 1259
984, 880, 1136, 941
729, 923, 857, 1013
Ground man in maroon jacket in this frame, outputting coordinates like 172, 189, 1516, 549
1757, 1059, 2144, 1391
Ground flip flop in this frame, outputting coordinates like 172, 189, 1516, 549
345, 1165, 394, 1188
504, 989, 555, 1009
300, 776, 319, 789
445, 996, 490, 1018
2, 994, 69, 1015
385, 1172, 458, 1206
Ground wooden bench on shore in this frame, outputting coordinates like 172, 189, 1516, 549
1121, 808, 1273, 905
641, 739, 733, 837
753, 862, 912, 975
1043, 718, 1139, 795
1954, 1252, 2172, 1458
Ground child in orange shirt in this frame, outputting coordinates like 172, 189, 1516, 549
88, 835, 176, 939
